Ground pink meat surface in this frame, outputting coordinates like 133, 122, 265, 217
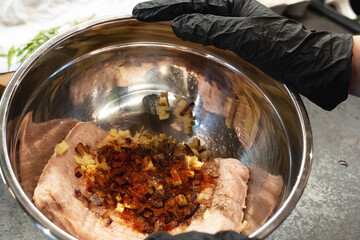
183, 158, 249, 234
33, 122, 147, 240
243, 172, 283, 234
33, 122, 249, 239
18, 112, 78, 199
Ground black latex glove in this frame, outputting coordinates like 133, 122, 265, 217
146, 231, 255, 240
133, 0, 354, 110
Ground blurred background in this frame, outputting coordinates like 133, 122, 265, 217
2, 0, 360, 73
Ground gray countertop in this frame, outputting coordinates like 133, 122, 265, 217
268, 9, 360, 240
0, 7, 359, 240
269, 95, 360, 240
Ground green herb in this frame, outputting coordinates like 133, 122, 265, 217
7, 46, 16, 70
5, 26, 61, 70
1, 17, 92, 70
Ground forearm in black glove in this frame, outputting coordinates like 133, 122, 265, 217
133, 0, 354, 110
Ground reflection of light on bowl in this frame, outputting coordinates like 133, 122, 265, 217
97, 93, 144, 120
159, 64, 168, 75
0, 17, 312, 240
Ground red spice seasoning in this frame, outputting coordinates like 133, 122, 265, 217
75, 133, 214, 234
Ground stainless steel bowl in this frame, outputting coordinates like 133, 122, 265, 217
0, 16, 312, 239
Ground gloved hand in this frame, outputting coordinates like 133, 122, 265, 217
133, 0, 354, 110
146, 231, 255, 240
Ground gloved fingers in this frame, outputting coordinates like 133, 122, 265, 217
171, 13, 267, 58
146, 231, 214, 240
171, 13, 235, 48
132, 0, 232, 22
171, 13, 306, 63
145, 232, 177, 240
132, 0, 277, 22
145, 231, 253, 240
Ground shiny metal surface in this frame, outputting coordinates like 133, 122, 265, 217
0, 17, 312, 239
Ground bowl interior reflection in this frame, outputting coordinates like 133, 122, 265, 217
19, 43, 289, 235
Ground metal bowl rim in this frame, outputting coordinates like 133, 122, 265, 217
249, 91, 313, 238
0, 15, 313, 240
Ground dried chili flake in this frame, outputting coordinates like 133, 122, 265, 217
74, 189, 82, 198
105, 218, 113, 226
180, 102, 195, 116
75, 171, 83, 178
